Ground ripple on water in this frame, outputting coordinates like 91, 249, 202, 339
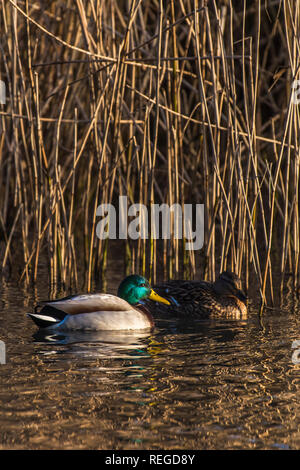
1, 279, 300, 449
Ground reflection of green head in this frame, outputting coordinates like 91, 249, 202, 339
117, 275, 170, 306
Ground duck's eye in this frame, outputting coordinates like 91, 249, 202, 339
140, 283, 146, 287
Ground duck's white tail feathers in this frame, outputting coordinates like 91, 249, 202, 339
27, 313, 60, 328
27, 305, 67, 329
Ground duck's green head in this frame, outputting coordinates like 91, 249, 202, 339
117, 275, 170, 306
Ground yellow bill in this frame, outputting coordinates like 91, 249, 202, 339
148, 289, 170, 305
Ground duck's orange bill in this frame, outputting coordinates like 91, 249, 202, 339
148, 289, 170, 305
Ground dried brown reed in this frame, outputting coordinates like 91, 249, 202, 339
0, 0, 299, 311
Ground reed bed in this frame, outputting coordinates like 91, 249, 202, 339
0, 0, 299, 310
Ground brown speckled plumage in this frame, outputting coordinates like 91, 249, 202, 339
150, 271, 247, 318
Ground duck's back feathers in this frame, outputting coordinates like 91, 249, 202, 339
154, 280, 212, 303
36, 294, 133, 315
152, 280, 216, 318
152, 274, 247, 318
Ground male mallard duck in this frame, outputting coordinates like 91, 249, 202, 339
27, 275, 170, 331
151, 271, 247, 318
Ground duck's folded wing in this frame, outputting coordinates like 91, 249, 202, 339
36, 294, 131, 315
153, 280, 213, 305
28, 294, 132, 329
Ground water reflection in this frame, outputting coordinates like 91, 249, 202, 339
33, 328, 152, 346
32, 329, 154, 361
1, 276, 300, 449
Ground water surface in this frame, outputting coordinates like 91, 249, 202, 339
0, 275, 300, 450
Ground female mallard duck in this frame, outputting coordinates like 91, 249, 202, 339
27, 275, 170, 331
150, 271, 247, 318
